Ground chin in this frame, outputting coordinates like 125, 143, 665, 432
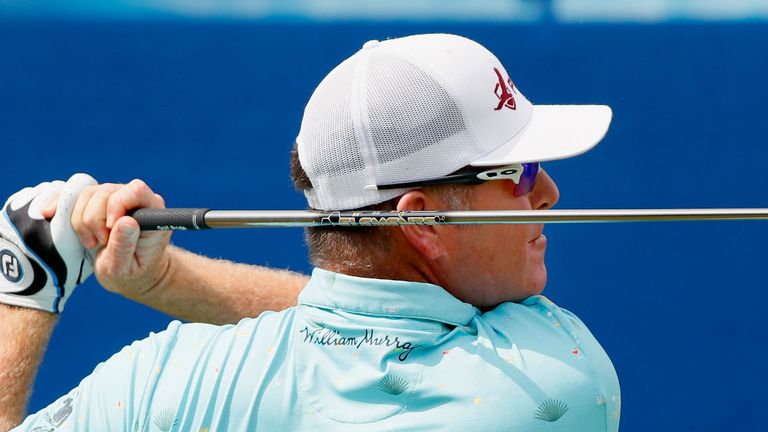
527, 266, 548, 297
504, 281, 546, 304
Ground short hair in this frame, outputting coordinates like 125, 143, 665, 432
289, 143, 473, 274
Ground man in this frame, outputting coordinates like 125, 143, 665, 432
1, 34, 619, 431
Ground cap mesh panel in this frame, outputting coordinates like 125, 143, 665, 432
300, 56, 365, 180
298, 45, 482, 210
366, 52, 467, 164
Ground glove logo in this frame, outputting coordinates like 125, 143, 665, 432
1, 250, 22, 283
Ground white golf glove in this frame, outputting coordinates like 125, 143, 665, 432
0, 173, 97, 313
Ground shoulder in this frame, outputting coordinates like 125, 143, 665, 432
82, 307, 299, 390
72, 308, 299, 427
148, 307, 299, 360
480, 295, 592, 340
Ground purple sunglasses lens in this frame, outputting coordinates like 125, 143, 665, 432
513, 163, 540, 197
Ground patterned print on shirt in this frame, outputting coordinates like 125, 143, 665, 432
31, 393, 77, 431
153, 408, 177, 431
534, 399, 569, 422
377, 374, 409, 395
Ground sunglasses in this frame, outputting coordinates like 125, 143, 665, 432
364, 162, 540, 197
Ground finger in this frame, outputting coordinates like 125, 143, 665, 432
99, 216, 140, 275
6, 184, 46, 211
50, 173, 99, 287
81, 188, 119, 247
71, 185, 100, 249
4, 186, 32, 208
41, 189, 62, 220
30, 181, 65, 220
106, 179, 162, 229
73, 184, 121, 248
154, 193, 166, 208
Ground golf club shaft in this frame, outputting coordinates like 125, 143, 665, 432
129, 208, 768, 231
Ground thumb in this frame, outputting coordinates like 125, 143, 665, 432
101, 216, 140, 271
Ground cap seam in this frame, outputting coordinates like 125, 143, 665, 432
350, 48, 379, 211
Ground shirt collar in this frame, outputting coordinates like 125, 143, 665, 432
298, 268, 478, 327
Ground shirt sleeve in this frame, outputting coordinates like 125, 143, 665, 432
12, 320, 194, 431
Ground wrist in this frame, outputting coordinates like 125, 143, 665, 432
0, 294, 60, 315
139, 245, 176, 298
97, 244, 175, 302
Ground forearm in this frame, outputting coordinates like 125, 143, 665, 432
0, 305, 56, 431
121, 246, 309, 325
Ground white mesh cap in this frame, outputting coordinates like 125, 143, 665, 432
297, 34, 612, 210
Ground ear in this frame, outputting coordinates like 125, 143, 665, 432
397, 190, 446, 260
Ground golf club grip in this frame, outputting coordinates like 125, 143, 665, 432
128, 208, 210, 231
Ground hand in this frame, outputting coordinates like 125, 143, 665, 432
46, 179, 172, 299
0, 174, 98, 313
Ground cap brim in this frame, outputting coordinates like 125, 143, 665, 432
470, 105, 612, 166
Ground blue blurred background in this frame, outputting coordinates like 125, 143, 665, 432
1, 1, 767, 430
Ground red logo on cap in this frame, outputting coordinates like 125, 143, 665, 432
493, 67, 517, 111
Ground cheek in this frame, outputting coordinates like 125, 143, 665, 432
471, 227, 531, 269
475, 228, 540, 303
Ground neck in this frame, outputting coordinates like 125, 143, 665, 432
321, 235, 441, 286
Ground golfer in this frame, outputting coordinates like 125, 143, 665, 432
0, 34, 619, 431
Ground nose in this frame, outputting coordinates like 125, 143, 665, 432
530, 168, 560, 210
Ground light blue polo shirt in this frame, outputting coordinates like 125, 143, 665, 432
15, 268, 620, 431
